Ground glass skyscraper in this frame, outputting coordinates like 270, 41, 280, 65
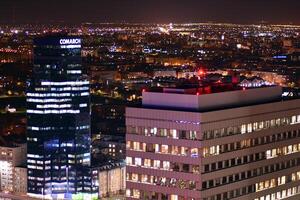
26, 36, 97, 199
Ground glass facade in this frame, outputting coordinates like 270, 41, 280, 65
26, 36, 95, 199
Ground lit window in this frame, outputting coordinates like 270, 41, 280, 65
155, 144, 160, 153
126, 157, 132, 165
141, 175, 148, 183
247, 123, 252, 133
163, 161, 170, 170
171, 129, 177, 139
191, 148, 198, 157
154, 160, 160, 168
266, 150, 272, 159
292, 115, 297, 124
133, 189, 140, 198
144, 159, 151, 168
241, 124, 246, 134
135, 158, 142, 166
133, 142, 140, 151
132, 173, 138, 182
151, 127, 157, 135
161, 145, 168, 154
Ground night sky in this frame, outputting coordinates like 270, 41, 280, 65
0, 0, 300, 24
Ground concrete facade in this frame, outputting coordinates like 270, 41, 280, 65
98, 165, 126, 198
0, 144, 26, 193
126, 87, 300, 200
14, 166, 27, 194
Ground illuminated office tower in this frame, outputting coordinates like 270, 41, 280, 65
27, 36, 97, 199
126, 86, 300, 200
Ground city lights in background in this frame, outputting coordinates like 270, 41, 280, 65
0, 1, 300, 199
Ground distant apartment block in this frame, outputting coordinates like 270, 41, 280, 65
0, 144, 26, 193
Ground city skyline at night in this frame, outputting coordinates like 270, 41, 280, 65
1, 1, 300, 200
0, 0, 300, 24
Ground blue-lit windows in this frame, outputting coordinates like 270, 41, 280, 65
27, 36, 93, 197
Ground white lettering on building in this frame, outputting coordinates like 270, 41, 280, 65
59, 38, 81, 45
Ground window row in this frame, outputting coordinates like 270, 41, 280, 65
255, 170, 300, 192
205, 185, 300, 200
266, 143, 300, 159
126, 190, 186, 200
202, 157, 300, 190
127, 173, 199, 191
127, 141, 199, 158
203, 115, 300, 140
127, 126, 199, 140
203, 129, 300, 157
254, 186, 300, 200
204, 184, 256, 200
126, 157, 200, 174
204, 151, 267, 173
204, 142, 300, 173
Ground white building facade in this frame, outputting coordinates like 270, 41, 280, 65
126, 86, 300, 200
0, 144, 26, 193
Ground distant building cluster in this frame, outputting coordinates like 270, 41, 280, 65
0, 23, 300, 200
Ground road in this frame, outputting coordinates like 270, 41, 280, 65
102, 195, 125, 200
0, 192, 39, 200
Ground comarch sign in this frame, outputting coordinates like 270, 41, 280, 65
59, 38, 81, 49
59, 38, 81, 45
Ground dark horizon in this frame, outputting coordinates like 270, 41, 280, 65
1, 0, 300, 25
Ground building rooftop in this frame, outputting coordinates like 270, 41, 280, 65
92, 161, 125, 171
142, 85, 284, 112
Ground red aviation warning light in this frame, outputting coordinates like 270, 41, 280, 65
198, 69, 205, 76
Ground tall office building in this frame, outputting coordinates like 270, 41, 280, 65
27, 36, 97, 199
126, 85, 300, 200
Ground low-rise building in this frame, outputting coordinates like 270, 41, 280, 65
13, 166, 27, 194
0, 144, 26, 192
98, 163, 126, 198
